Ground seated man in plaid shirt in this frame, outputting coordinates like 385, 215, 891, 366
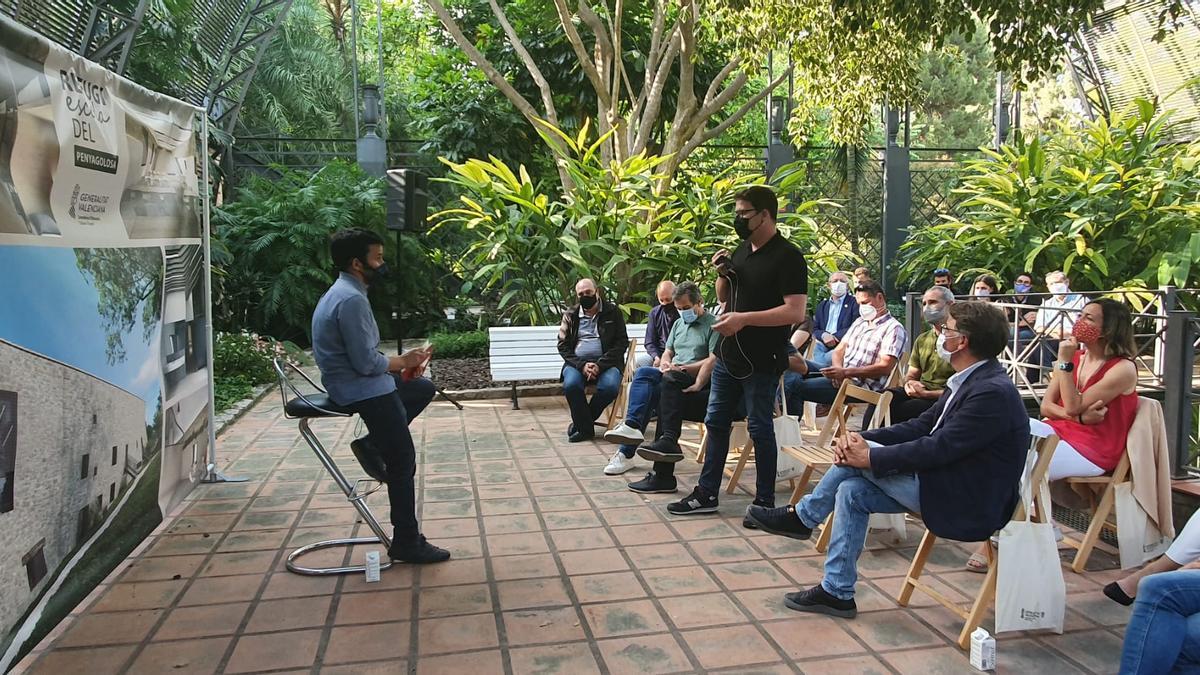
785, 280, 906, 411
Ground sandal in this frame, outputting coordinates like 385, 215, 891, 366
965, 552, 989, 574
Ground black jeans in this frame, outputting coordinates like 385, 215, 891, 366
343, 375, 436, 545
652, 370, 710, 479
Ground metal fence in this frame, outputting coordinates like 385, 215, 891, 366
903, 288, 1200, 476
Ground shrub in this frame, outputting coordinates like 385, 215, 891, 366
429, 330, 488, 359
432, 119, 847, 326
214, 374, 255, 413
897, 98, 1200, 294
212, 160, 449, 342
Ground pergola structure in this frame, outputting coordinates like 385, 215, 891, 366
1066, 0, 1200, 138
0, 0, 294, 134
4, 0, 1198, 143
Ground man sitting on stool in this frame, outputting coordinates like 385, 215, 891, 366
311, 228, 449, 564
745, 302, 1028, 617
639, 280, 679, 368
558, 278, 630, 442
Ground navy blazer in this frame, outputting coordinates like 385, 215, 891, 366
863, 359, 1030, 542
813, 295, 860, 342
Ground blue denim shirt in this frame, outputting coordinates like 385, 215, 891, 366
311, 273, 395, 405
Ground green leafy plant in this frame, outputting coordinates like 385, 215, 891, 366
433, 118, 840, 325
213, 160, 448, 341
897, 98, 1200, 293
212, 331, 308, 412
429, 330, 489, 359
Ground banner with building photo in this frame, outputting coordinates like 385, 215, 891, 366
0, 15, 211, 667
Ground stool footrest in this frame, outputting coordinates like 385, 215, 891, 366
286, 536, 394, 576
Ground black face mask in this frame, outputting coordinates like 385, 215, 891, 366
733, 215, 752, 240
578, 294, 597, 310
361, 260, 390, 284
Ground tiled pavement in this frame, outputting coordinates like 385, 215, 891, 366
17, 394, 1131, 674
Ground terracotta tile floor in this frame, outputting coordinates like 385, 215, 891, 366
17, 394, 1127, 674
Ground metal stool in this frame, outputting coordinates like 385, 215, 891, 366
274, 359, 394, 576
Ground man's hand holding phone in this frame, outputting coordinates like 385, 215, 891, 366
398, 345, 433, 381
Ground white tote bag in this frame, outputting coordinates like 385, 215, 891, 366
773, 387, 806, 481
1115, 482, 1173, 570
995, 451, 1066, 634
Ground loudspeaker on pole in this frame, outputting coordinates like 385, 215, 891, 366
385, 169, 428, 232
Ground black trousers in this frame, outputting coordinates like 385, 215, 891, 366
652, 370, 710, 479
343, 375, 436, 544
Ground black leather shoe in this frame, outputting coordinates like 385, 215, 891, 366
627, 472, 678, 494
744, 504, 812, 540
1104, 582, 1135, 606
389, 535, 451, 564
742, 498, 775, 530
637, 438, 684, 463
350, 438, 389, 482
784, 584, 857, 618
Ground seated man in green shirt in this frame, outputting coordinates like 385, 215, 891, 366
885, 286, 957, 423
602, 282, 718, 489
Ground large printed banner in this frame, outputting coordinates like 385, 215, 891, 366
0, 16, 211, 666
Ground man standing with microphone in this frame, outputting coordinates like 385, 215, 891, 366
666, 186, 808, 518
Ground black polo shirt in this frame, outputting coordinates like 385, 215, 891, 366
716, 232, 808, 375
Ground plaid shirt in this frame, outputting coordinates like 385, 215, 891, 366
839, 312, 907, 391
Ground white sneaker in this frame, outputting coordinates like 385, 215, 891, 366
604, 422, 644, 446
604, 451, 637, 475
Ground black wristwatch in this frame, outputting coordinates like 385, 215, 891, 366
1056, 361, 1075, 372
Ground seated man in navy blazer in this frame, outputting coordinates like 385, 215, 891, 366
745, 301, 1029, 618
809, 271, 860, 369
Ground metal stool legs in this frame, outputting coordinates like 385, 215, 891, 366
286, 418, 394, 576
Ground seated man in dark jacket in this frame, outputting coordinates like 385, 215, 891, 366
558, 278, 629, 442
745, 301, 1029, 618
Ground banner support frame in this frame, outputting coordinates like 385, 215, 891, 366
199, 114, 247, 485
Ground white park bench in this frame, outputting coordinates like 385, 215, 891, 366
488, 324, 649, 420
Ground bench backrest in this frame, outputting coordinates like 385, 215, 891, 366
489, 324, 649, 382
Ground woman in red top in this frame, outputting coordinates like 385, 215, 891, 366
967, 298, 1136, 573
1039, 298, 1138, 481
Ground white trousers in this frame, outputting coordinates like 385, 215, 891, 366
1029, 418, 1106, 482
1166, 509, 1200, 564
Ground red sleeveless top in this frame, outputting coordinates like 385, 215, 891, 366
1047, 353, 1138, 472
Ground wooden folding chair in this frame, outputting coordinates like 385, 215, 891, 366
1060, 397, 1162, 573
896, 433, 1059, 650
602, 339, 640, 431
724, 380, 889, 497
1060, 451, 1130, 573
810, 386, 894, 552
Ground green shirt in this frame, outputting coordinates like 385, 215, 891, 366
664, 312, 718, 365
912, 328, 956, 390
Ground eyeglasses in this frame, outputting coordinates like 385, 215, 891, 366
734, 208, 759, 218
941, 327, 967, 338
933, 268, 950, 276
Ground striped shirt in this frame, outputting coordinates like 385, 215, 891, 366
840, 312, 907, 391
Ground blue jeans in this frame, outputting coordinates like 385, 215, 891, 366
698, 360, 779, 504
618, 367, 662, 457
1121, 570, 1200, 674
811, 340, 835, 368
783, 372, 840, 413
562, 364, 623, 434
795, 464, 921, 600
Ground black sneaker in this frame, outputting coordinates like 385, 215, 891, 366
567, 424, 593, 443
389, 535, 451, 564
350, 438, 389, 482
628, 472, 678, 494
744, 504, 812, 539
667, 486, 718, 515
784, 584, 857, 618
742, 498, 775, 530
637, 438, 684, 463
